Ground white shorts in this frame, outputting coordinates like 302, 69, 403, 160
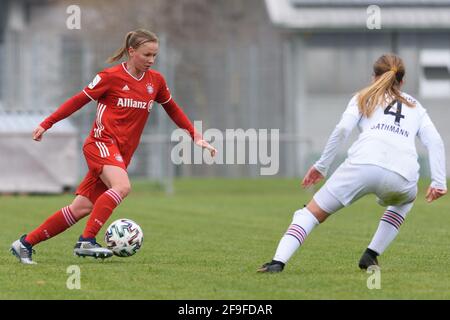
313, 160, 417, 214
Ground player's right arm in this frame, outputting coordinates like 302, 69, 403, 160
303, 96, 360, 187
34, 92, 91, 141
34, 72, 110, 142
418, 112, 447, 202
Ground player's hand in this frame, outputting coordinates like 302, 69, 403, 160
33, 126, 46, 141
425, 186, 447, 203
195, 139, 217, 157
302, 166, 324, 188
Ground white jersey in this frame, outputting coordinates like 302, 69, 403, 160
314, 92, 446, 188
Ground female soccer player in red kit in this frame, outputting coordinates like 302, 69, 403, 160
10, 29, 217, 264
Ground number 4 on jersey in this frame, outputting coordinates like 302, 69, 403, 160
384, 101, 405, 126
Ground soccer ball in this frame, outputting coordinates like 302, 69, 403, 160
104, 219, 144, 257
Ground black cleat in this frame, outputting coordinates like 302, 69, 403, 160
358, 248, 379, 270
257, 260, 285, 273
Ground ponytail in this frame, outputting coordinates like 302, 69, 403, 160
106, 32, 134, 64
107, 29, 159, 64
357, 54, 414, 117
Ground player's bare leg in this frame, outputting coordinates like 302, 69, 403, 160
74, 165, 130, 259
69, 195, 94, 220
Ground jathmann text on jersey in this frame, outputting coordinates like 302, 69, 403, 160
370, 123, 410, 137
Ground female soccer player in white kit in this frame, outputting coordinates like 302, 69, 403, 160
258, 54, 447, 273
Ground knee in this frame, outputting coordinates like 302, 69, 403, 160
113, 184, 131, 199
306, 201, 331, 223
69, 204, 93, 219
293, 207, 325, 224
314, 213, 328, 224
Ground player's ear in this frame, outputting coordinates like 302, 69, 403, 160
128, 46, 135, 57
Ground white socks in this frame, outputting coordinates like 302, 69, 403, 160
271, 202, 411, 265
273, 207, 319, 263
368, 221, 398, 255
368, 204, 411, 255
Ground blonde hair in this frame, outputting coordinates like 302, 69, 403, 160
107, 29, 159, 63
357, 54, 414, 117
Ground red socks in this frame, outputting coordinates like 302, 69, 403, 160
25, 206, 77, 246
82, 189, 122, 239
24, 189, 122, 246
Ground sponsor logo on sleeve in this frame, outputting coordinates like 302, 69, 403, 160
88, 74, 102, 89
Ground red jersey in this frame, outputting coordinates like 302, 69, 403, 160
82, 63, 172, 163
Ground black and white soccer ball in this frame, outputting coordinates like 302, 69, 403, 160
104, 219, 144, 257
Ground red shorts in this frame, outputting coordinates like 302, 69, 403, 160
76, 140, 127, 204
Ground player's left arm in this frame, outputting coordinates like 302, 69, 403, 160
418, 113, 447, 202
155, 72, 216, 157
161, 98, 216, 157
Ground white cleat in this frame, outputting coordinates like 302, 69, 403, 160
73, 236, 113, 259
10, 235, 37, 265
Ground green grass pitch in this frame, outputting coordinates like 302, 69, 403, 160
1, 178, 449, 299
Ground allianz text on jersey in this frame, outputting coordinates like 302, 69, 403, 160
117, 98, 153, 112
